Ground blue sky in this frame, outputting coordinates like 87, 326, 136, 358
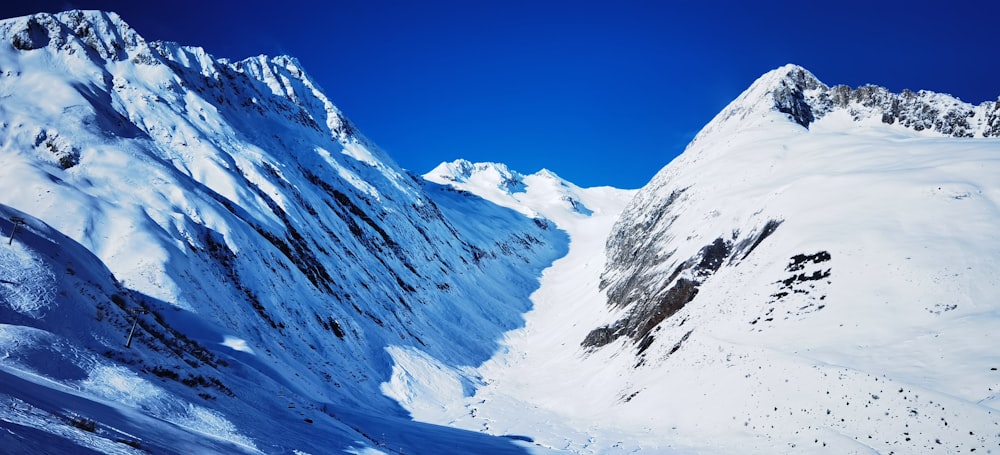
4, 1, 999, 188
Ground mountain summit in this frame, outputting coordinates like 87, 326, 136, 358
706, 63, 1000, 136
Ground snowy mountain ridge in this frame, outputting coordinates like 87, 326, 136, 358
0, 10, 570, 454
424, 159, 633, 227
2, 8, 1000, 455
387, 65, 1000, 454
565, 64, 1000, 452
701, 64, 1000, 141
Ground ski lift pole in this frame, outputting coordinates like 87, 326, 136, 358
125, 310, 145, 348
7, 217, 24, 245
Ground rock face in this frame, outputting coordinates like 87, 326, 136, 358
755, 65, 1000, 136
586, 214, 782, 361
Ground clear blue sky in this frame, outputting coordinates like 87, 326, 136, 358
4, 1, 999, 188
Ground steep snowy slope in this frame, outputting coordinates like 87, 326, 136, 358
5, 10, 999, 454
0, 10, 568, 454
405, 66, 1000, 453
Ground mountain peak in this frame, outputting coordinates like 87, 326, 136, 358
423, 160, 632, 224
704, 64, 827, 132
4, 10, 147, 62
694, 64, 1000, 144
759, 64, 827, 127
426, 159, 527, 194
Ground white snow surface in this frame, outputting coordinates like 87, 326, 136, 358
392, 67, 1000, 454
424, 159, 631, 223
1, 10, 999, 455
0, 10, 567, 454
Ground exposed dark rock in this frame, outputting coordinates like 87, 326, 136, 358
768, 67, 998, 137
601, 188, 687, 310
12, 16, 51, 50
581, 322, 625, 349
695, 238, 732, 276
787, 251, 831, 272
771, 67, 823, 127
730, 219, 783, 264
584, 223, 778, 355
668, 330, 693, 356
755, 251, 833, 324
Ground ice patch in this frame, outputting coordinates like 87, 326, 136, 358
340, 141, 379, 167
177, 404, 259, 452
79, 365, 165, 408
0, 245, 58, 317
380, 346, 477, 422
222, 336, 254, 354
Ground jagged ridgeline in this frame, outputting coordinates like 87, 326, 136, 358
0, 10, 566, 454
763, 66, 1000, 135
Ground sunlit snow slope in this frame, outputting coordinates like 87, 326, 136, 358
4, 10, 1000, 454
0, 10, 569, 454
407, 66, 1000, 454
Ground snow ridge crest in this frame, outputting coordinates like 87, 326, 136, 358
1, 10, 368, 150
425, 159, 605, 222
426, 159, 528, 194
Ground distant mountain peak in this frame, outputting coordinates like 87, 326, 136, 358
424, 159, 619, 223
426, 159, 528, 194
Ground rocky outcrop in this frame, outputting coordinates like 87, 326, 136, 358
586, 217, 782, 360
765, 65, 1000, 137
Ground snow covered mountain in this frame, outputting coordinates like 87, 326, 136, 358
411, 64, 1000, 453
423, 159, 631, 224
3, 9, 1000, 455
0, 10, 570, 454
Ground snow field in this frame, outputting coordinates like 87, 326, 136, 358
395, 75, 1000, 453
2, 13, 999, 453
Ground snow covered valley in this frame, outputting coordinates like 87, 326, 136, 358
1, 10, 1000, 454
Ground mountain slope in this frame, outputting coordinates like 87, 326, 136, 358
4, 11, 999, 453
0, 10, 568, 454
405, 65, 1000, 453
